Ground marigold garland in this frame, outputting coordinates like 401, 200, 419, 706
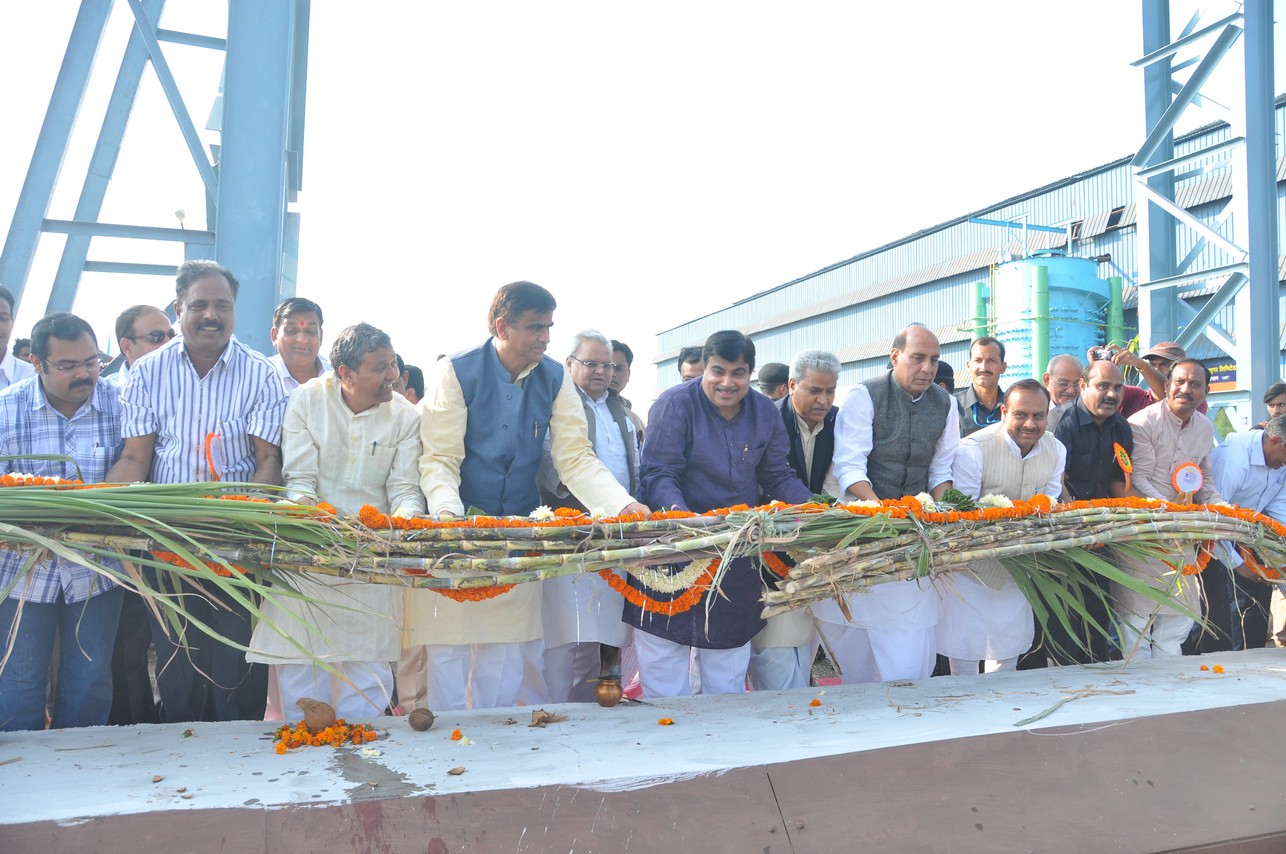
273, 719, 379, 752
152, 550, 249, 578
761, 552, 791, 579
1236, 545, 1281, 581
0, 473, 84, 487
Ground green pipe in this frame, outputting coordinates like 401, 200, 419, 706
1031, 265, 1049, 379
1106, 275, 1125, 347
972, 279, 989, 338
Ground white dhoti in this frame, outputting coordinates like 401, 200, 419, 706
813, 578, 937, 683
936, 563, 1033, 665
1110, 547, 1200, 660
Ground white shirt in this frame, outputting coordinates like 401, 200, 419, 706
1211, 430, 1286, 524
833, 383, 960, 496
120, 336, 285, 483
269, 352, 332, 394
586, 390, 632, 489
0, 350, 34, 392
951, 426, 1066, 499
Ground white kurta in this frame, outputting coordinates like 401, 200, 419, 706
247, 375, 425, 664
938, 424, 1064, 660
1113, 402, 1223, 618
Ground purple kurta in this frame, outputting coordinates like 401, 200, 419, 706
625, 379, 812, 648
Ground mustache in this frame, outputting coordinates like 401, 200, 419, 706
70, 378, 95, 390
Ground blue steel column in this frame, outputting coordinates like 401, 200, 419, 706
1137, 0, 1177, 346
214, 0, 296, 353
1243, 0, 1279, 423
0, 0, 112, 306
47, 0, 168, 314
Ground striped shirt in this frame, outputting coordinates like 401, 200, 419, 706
0, 376, 124, 602
120, 335, 286, 483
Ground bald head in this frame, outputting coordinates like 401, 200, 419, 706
1043, 354, 1083, 406
890, 325, 941, 397
1079, 359, 1125, 423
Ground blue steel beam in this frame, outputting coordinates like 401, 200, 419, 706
124, 0, 220, 203
1133, 24, 1243, 168
83, 261, 179, 275
215, 0, 298, 353
1242, 0, 1280, 423
1137, 0, 1178, 344
156, 29, 226, 50
43, 218, 215, 244
47, 0, 168, 314
286, 0, 309, 201
1173, 272, 1246, 352
1131, 11, 1243, 67
0, 0, 112, 306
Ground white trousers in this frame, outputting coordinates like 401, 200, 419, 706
424, 641, 536, 711
747, 644, 812, 691
277, 661, 394, 722
947, 656, 1020, 676
542, 641, 603, 703
1118, 614, 1193, 659
634, 632, 751, 698
816, 623, 935, 683
395, 645, 428, 714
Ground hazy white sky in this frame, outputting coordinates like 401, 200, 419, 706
0, 1, 1270, 403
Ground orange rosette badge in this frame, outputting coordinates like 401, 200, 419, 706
1113, 443, 1132, 494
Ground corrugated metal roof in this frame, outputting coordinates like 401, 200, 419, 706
832, 323, 972, 366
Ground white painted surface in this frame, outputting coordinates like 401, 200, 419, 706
2, 648, 1283, 824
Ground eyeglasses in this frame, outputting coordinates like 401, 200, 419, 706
1050, 378, 1076, 389
42, 357, 103, 374
126, 329, 176, 344
571, 356, 617, 372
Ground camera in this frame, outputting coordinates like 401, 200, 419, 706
1093, 348, 1112, 361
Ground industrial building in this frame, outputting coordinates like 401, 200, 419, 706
655, 98, 1286, 429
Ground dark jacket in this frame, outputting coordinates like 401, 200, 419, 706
774, 394, 837, 495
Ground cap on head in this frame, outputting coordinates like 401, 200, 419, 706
1144, 342, 1186, 363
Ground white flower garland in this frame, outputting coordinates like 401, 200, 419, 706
627, 558, 713, 593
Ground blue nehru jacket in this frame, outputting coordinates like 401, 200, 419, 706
451, 339, 564, 517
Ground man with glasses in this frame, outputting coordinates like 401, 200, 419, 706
0, 285, 35, 391
1042, 354, 1083, 433
0, 312, 124, 731
532, 330, 638, 702
107, 305, 174, 391
608, 339, 645, 446
107, 259, 286, 722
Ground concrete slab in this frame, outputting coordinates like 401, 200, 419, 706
2, 648, 1285, 852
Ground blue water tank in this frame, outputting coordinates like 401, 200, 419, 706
992, 250, 1110, 380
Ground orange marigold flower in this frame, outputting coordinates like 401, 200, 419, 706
808, 698, 822, 707
657, 718, 675, 726
1212, 664, 1224, 674
450, 727, 463, 740
1200, 665, 1209, 671
275, 741, 288, 754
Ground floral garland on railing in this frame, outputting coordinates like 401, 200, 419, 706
338, 494, 1286, 615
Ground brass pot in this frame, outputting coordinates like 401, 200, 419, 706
594, 678, 624, 708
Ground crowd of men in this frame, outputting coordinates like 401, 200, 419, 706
0, 262, 1283, 732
